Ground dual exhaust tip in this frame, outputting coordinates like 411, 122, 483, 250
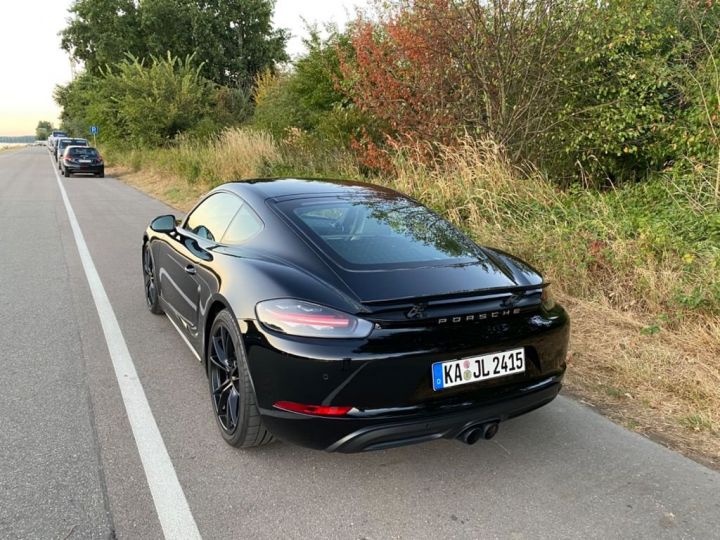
458, 421, 500, 445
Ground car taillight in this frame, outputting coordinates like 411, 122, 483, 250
541, 285, 556, 311
274, 401, 352, 416
255, 299, 373, 338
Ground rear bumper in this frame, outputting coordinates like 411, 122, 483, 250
260, 377, 562, 452
63, 163, 103, 174
246, 304, 569, 452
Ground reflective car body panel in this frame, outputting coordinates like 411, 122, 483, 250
144, 178, 570, 451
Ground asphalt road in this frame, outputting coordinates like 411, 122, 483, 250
1, 146, 719, 539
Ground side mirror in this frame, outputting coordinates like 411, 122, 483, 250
150, 214, 177, 233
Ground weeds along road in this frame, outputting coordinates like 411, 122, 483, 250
1, 146, 719, 539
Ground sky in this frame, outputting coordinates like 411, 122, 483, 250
0, 0, 369, 137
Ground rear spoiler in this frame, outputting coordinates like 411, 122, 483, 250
361, 282, 548, 308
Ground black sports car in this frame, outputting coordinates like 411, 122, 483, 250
142, 178, 569, 452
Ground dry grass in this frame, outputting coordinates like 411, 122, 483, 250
107, 164, 204, 212
107, 128, 281, 211
173, 128, 281, 185
562, 295, 720, 466
109, 130, 720, 468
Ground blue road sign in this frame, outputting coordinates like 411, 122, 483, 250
90, 125, 98, 135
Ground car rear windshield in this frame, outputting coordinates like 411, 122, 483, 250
68, 147, 98, 157
276, 195, 482, 270
61, 139, 87, 147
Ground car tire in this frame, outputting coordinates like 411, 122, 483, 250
207, 309, 274, 448
142, 245, 163, 315
63, 167, 70, 178
98, 170, 105, 178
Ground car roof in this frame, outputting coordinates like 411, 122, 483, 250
216, 178, 402, 204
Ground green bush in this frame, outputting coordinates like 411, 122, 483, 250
546, 1, 680, 184
101, 53, 216, 147
55, 54, 252, 148
252, 29, 371, 153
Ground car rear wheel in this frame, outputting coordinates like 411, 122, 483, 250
63, 167, 70, 178
142, 245, 163, 314
207, 310, 274, 448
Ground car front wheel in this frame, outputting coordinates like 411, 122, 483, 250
207, 310, 274, 448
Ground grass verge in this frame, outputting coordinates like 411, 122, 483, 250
107, 129, 720, 468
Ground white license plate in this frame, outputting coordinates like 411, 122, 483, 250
432, 348, 525, 391
79, 159, 92, 163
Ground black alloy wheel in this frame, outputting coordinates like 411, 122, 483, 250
207, 310, 273, 448
209, 324, 242, 433
142, 245, 163, 314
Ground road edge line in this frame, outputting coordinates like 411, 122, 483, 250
49, 154, 201, 540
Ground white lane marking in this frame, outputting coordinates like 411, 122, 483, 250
49, 155, 201, 540
165, 313, 202, 362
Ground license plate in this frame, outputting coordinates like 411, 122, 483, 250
432, 348, 525, 391
79, 159, 92, 163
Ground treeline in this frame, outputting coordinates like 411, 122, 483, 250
0, 136, 35, 143
57, 0, 720, 189
56, 0, 286, 146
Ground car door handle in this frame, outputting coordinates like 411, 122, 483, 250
185, 264, 196, 275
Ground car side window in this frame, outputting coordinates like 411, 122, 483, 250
184, 192, 241, 242
221, 203, 263, 244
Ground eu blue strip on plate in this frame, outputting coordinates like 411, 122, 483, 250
432, 363, 444, 391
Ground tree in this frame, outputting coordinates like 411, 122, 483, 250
340, 0, 584, 168
54, 72, 105, 137
252, 26, 373, 168
54, 54, 218, 147
60, 0, 143, 74
143, 0, 288, 88
61, 0, 288, 88
340, 1, 465, 150
35, 120, 54, 140
105, 54, 217, 146
338, 0, 714, 183
254, 29, 356, 135
551, 0, 683, 184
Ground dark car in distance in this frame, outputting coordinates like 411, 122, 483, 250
61, 146, 104, 178
142, 178, 570, 452
55, 137, 89, 163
